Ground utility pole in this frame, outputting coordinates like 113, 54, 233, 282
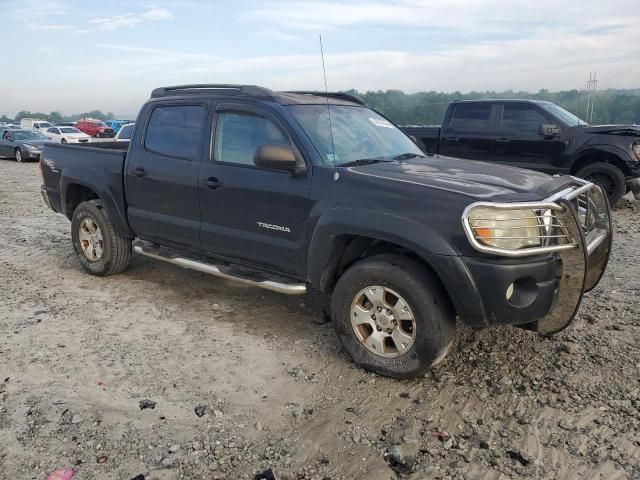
585, 72, 598, 123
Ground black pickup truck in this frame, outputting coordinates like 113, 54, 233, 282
403, 99, 640, 205
40, 85, 612, 378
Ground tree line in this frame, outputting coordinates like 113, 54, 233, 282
347, 88, 640, 126
2, 88, 639, 126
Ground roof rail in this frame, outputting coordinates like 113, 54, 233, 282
283, 91, 366, 106
151, 84, 275, 98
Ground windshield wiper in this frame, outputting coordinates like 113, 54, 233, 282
339, 158, 395, 167
393, 152, 424, 160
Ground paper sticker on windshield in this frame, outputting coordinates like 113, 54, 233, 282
369, 117, 393, 128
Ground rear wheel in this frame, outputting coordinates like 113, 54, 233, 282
575, 162, 626, 206
14, 148, 22, 162
71, 200, 131, 276
331, 254, 455, 379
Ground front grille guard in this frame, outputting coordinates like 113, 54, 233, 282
462, 177, 612, 335
462, 177, 610, 259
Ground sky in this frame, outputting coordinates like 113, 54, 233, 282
1, 0, 639, 116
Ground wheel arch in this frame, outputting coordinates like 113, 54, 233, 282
60, 170, 132, 237
569, 146, 631, 177
307, 209, 489, 328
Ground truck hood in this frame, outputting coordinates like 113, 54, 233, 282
341, 155, 571, 201
582, 124, 640, 136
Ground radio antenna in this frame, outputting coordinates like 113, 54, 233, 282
319, 34, 336, 167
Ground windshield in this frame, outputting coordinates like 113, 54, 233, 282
37, 122, 53, 128
288, 105, 422, 166
13, 131, 47, 140
60, 127, 81, 133
92, 122, 107, 128
538, 102, 588, 127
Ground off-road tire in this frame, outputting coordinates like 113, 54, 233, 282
331, 254, 455, 379
575, 162, 626, 206
71, 200, 131, 276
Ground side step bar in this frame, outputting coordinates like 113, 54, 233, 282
133, 241, 307, 296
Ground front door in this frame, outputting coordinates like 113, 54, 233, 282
125, 102, 208, 247
492, 103, 566, 173
198, 103, 311, 277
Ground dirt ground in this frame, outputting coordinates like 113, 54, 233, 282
1, 159, 639, 480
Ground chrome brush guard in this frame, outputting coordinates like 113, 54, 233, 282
462, 177, 612, 335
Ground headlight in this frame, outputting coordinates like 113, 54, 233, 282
466, 207, 541, 250
25, 144, 41, 151
633, 142, 640, 161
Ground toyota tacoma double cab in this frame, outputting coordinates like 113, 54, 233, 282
403, 99, 640, 205
40, 85, 612, 379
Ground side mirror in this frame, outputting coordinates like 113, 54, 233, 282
6, 136, 13, 141
254, 144, 304, 174
540, 124, 560, 137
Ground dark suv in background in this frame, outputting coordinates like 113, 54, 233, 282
404, 99, 640, 205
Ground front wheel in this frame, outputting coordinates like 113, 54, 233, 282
61, 138, 67, 144
14, 148, 23, 162
71, 200, 131, 276
575, 162, 626, 206
331, 254, 455, 379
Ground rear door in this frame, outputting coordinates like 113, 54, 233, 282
439, 103, 497, 161
125, 101, 208, 247
198, 102, 312, 277
492, 103, 566, 173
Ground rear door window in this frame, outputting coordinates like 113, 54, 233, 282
144, 105, 205, 159
450, 104, 493, 131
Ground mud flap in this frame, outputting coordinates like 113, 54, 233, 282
537, 185, 612, 335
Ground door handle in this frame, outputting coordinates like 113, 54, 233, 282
132, 167, 148, 177
495, 138, 511, 143
203, 177, 224, 190
446, 137, 460, 142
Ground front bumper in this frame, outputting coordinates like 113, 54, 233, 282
96, 131, 115, 138
459, 179, 612, 334
24, 149, 41, 159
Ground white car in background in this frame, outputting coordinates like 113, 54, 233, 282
44, 126, 91, 144
114, 122, 134, 141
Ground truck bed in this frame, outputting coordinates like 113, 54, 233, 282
40, 141, 130, 234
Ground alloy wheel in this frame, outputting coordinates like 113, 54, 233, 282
78, 217, 104, 261
350, 286, 416, 358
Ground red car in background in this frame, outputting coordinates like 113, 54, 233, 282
75, 120, 115, 138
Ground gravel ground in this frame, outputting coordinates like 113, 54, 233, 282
1, 159, 639, 480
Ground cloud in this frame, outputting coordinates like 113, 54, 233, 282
89, 6, 174, 31
27, 24, 72, 31
142, 8, 174, 20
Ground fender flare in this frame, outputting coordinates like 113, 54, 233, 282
60, 166, 132, 236
307, 207, 488, 327
307, 208, 459, 287
567, 144, 633, 175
